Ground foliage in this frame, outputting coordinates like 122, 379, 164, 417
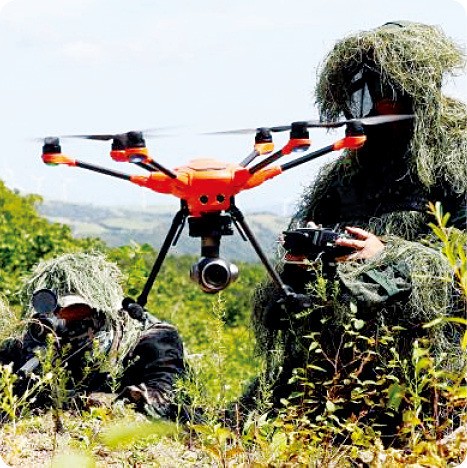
1, 182, 466, 465
0, 182, 103, 302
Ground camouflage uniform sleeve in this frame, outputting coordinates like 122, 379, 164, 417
338, 259, 412, 307
119, 321, 185, 419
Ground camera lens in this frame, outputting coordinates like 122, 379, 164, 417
190, 257, 239, 293
202, 262, 230, 288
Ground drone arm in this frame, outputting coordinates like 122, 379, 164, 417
248, 149, 285, 174
75, 161, 133, 181
42, 154, 132, 181
110, 146, 178, 178
243, 166, 282, 189
248, 138, 311, 174
280, 144, 334, 172
280, 135, 366, 172
239, 149, 259, 167
144, 159, 177, 178
129, 172, 183, 195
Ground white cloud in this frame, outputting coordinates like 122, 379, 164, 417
60, 41, 103, 62
0, 0, 14, 13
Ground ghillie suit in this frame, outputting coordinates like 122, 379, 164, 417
0, 252, 186, 421
249, 22, 467, 442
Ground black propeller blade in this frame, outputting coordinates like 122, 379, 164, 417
206, 114, 414, 135
59, 126, 177, 141
205, 125, 291, 136
301, 114, 415, 128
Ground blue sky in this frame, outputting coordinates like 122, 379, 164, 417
0, 0, 466, 214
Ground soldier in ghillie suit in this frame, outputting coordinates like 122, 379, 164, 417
248, 22, 467, 442
0, 252, 186, 421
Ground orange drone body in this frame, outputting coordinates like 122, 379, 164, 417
130, 158, 282, 216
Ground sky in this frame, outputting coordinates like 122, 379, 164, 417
0, 0, 466, 215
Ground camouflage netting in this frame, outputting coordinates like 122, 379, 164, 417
21, 252, 123, 316
315, 21, 467, 193
250, 21, 467, 425
337, 235, 465, 369
19, 252, 142, 358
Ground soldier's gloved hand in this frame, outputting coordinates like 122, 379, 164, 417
118, 384, 151, 405
117, 383, 172, 418
279, 291, 312, 313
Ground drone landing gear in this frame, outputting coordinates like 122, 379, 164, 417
123, 199, 310, 316
136, 203, 189, 307
228, 204, 311, 312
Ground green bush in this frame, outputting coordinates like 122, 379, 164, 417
0, 182, 102, 301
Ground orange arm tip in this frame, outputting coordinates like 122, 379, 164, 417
282, 139, 311, 155
42, 154, 76, 166
254, 142, 275, 155
333, 135, 367, 151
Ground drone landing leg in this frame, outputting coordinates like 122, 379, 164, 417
228, 203, 291, 297
137, 204, 188, 307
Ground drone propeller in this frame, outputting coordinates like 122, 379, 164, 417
205, 125, 291, 136
59, 126, 177, 141
206, 114, 414, 135
301, 114, 415, 128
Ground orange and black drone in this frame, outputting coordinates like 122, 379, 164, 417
41, 114, 413, 314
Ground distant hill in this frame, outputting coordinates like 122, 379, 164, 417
37, 200, 290, 262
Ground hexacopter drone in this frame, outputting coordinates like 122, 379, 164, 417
41, 114, 413, 314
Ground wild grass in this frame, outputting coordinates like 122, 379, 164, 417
1, 202, 466, 466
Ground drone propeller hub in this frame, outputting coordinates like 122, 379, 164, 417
42, 137, 61, 155
345, 121, 365, 136
290, 122, 310, 140
255, 128, 273, 144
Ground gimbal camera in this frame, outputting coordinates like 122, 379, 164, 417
188, 215, 239, 293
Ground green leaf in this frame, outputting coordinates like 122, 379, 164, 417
387, 383, 404, 411
415, 357, 432, 374
325, 400, 336, 413
352, 319, 365, 330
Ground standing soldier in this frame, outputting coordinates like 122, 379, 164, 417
248, 21, 467, 442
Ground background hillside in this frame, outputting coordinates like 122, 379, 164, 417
37, 200, 289, 262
